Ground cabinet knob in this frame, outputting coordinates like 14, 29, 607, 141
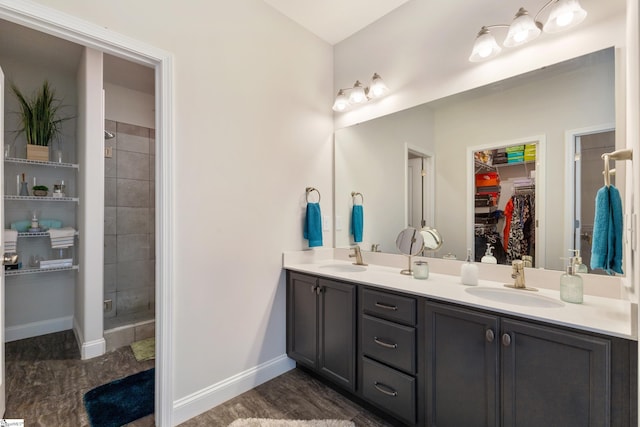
502, 333, 511, 347
485, 329, 495, 343
310, 285, 317, 293
316, 286, 323, 295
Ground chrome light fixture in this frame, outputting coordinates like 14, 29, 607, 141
332, 73, 389, 112
469, 0, 587, 62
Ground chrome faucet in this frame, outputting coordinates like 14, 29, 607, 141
349, 245, 368, 266
505, 259, 537, 291
371, 243, 381, 252
511, 260, 526, 288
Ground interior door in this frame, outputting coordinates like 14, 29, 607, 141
0, 64, 6, 417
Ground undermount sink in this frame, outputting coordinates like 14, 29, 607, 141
318, 264, 367, 273
465, 286, 564, 308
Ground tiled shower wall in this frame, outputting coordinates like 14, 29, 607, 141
103, 120, 155, 330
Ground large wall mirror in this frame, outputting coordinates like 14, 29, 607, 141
335, 47, 621, 272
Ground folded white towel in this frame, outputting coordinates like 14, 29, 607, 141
4, 229, 18, 253
49, 227, 75, 249
48, 227, 75, 240
4, 229, 18, 244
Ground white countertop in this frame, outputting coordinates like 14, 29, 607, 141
283, 255, 637, 341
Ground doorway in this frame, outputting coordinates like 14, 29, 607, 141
0, 4, 173, 424
573, 130, 616, 274
406, 145, 434, 231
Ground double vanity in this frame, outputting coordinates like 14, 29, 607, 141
284, 249, 637, 426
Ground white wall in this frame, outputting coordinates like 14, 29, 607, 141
104, 82, 154, 129
25, 0, 334, 421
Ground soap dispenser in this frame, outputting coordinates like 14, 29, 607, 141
570, 249, 588, 274
481, 244, 497, 264
560, 256, 583, 304
461, 248, 478, 286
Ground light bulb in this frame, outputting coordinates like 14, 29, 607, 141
469, 27, 501, 62
368, 73, 389, 98
544, 0, 587, 33
349, 81, 367, 104
332, 90, 350, 112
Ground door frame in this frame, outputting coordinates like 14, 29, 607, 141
0, 1, 175, 425
564, 123, 615, 273
466, 135, 546, 266
404, 143, 435, 230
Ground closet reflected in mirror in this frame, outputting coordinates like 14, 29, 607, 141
471, 138, 541, 266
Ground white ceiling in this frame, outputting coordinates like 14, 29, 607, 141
263, 0, 411, 45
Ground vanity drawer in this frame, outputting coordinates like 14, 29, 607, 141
362, 357, 416, 425
362, 314, 416, 374
362, 288, 416, 325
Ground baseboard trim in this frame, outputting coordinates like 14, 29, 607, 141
5, 315, 73, 342
173, 354, 295, 425
72, 316, 106, 360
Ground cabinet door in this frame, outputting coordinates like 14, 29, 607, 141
286, 272, 318, 369
425, 302, 499, 427
501, 318, 611, 427
318, 278, 356, 391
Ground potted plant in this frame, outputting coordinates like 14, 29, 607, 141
32, 185, 49, 197
10, 80, 70, 161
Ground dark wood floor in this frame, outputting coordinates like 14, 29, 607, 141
4, 331, 394, 426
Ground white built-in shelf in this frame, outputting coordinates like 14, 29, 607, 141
4, 157, 79, 169
16, 231, 79, 238
4, 195, 79, 202
4, 265, 78, 277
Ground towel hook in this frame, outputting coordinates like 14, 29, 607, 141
601, 148, 633, 187
351, 191, 364, 205
306, 187, 321, 203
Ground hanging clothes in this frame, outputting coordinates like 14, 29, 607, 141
506, 194, 535, 263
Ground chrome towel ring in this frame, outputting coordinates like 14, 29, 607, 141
306, 187, 321, 203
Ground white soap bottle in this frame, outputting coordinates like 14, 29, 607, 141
481, 244, 497, 264
461, 248, 478, 286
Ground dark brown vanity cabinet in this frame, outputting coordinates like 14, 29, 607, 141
286, 271, 356, 391
426, 301, 634, 427
359, 288, 422, 425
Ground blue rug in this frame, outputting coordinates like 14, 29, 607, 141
83, 368, 154, 427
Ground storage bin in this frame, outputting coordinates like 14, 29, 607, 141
505, 145, 525, 153
475, 172, 500, 187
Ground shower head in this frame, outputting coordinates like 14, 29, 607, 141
104, 130, 115, 140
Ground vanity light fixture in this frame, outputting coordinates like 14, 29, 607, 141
469, 0, 587, 62
332, 73, 389, 112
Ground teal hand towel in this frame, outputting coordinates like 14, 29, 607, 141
590, 185, 623, 274
303, 202, 323, 247
350, 205, 364, 243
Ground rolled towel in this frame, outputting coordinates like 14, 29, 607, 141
350, 204, 364, 243
303, 202, 323, 248
590, 186, 623, 274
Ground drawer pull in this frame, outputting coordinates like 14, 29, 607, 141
310, 285, 316, 293
374, 381, 398, 397
374, 302, 398, 311
373, 337, 398, 349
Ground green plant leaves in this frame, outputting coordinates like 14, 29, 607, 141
10, 80, 70, 146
